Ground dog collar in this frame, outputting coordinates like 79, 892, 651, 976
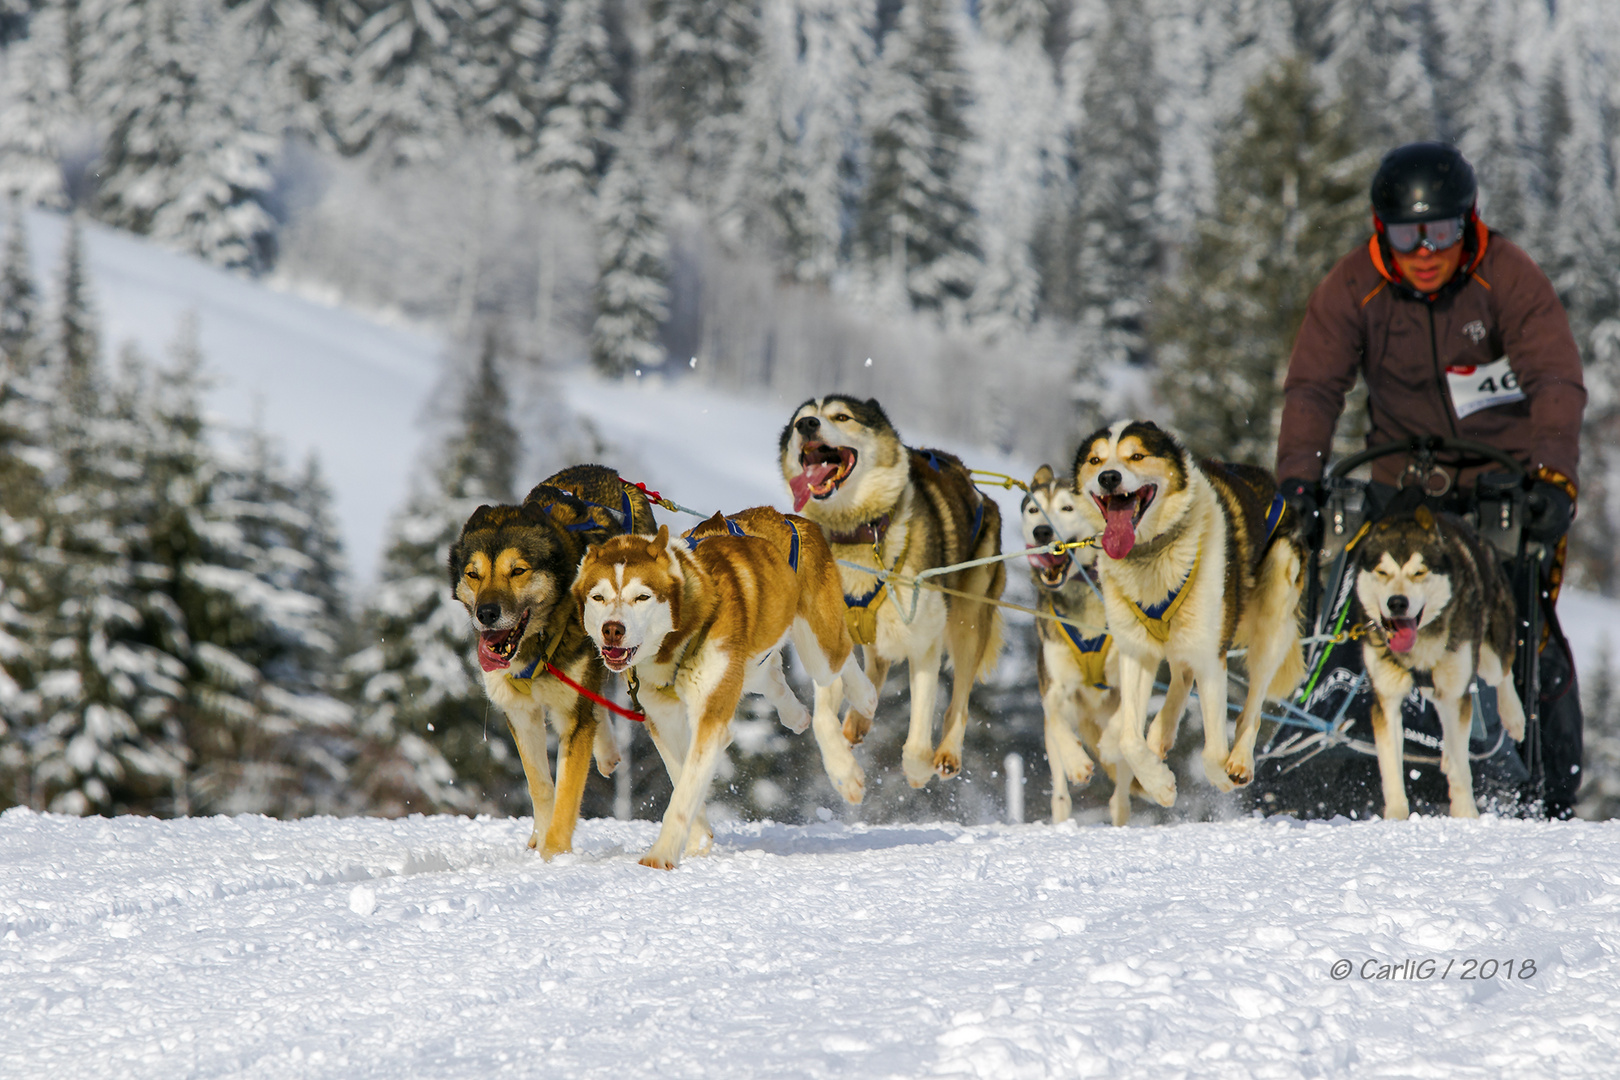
826, 515, 891, 546
1126, 548, 1201, 644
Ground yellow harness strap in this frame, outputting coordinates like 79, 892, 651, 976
1125, 547, 1201, 645
844, 528, 913, 646
1046, 598, 1112, 690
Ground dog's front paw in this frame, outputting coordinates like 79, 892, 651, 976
779, 700, 812, 735
1449, 798, 1481, 819
1134, 760, 1177, 806
540, 840, 571, 861
1051, 791, 1072, 824
843, 711, 873, 745
830, 762, 866, 805
933, 748, 962, 780
1382, 800, 1410, 821
638, 854, 677, 871
526, 830, 541, 851
1223, 750, 1254, 788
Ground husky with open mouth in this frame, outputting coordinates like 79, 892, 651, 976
574, 509, 878, 868
449, 465, 656, 858
780, 396, 1005, 790
1020, 465, 1125, 823
1353, 507, 1525, 819
1073, 421, 1306, 811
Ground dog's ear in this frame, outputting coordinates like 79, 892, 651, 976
649, 524, 670, 556
1033, 464, 1054, 487
1414, 505, 1435, 531
1136, 420, 1160, 432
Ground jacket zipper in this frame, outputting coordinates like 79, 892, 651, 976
1429, 305, 1460, 438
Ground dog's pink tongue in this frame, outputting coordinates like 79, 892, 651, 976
477, 636, 510, 672
1101, 503, 1137, 559
1387, 620, 1418, 653
790, 463, 838, 512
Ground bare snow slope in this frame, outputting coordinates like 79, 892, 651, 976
3, 808, 1618, 1078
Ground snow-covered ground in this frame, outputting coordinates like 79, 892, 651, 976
4, 806, 1618, 1078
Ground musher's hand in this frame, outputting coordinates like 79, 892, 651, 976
1280, 478, 1321, 531
1526, 480, 1574, 543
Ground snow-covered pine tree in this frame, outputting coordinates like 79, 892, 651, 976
591, 135, 669, 377
224, 0, 342, 142
533, 0, 621, 199
1534, 3, 1620, 593
331, 0, 464, 160
643, 0, 760, 192
719, 0, 874, 284
1430, 0, 1551, 241
0, 198, 47, 804
966, 0, 1064, 329
1, 198, 37, 366
1318, 0, 1438, 148
855, 0, 981, 312
90, 0, 279, 270
1066, 0, 1162, 381
27, 234, 190, 814
0, 2, 82, 208
349, 329, 522, 814
181, 412, 361, 817
1154, 56, 1373, 465
457, 0, 548, 160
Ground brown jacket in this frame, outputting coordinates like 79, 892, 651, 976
1276, 224, 1586, 490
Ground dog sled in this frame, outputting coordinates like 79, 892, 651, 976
1247, 436, 1570, 819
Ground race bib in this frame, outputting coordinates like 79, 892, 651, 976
1446, 355, 1525, 419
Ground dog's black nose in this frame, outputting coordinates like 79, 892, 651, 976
1386, 595, 1409, 617
1033, 525, 1053, 545
476, 603, 503, 627
1097, 470, 1122, 492
795, 415, 820, 439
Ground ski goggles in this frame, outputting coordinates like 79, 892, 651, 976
1384, 215, 1467, 254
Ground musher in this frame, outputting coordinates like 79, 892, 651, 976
1273, 141, 1587, 819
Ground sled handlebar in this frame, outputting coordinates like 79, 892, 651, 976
1324, 436, 1527, 483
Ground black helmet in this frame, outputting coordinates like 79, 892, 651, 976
1370, 142, 1477, 224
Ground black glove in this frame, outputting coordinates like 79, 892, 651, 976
1526, 479, 1574, 543
1279, 477, 1321, 532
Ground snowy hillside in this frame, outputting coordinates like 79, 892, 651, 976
4, 807, 1619, 1078
17, 209, 442, 584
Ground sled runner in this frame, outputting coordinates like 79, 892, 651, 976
1249, 437, 1573, 819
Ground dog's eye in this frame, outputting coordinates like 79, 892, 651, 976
1410, 569, 1427, 579
464, 569, 481, 582
1088, 456, 1102, 466
511, 566, 529, 577
1060, 504, 1074, 513
589, 592, 607, 604
629, 592, 652, 605
830, 413, 850, 423
1129, 453, 1145, 462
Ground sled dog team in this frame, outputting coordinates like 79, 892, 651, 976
451, 397, 1525, 869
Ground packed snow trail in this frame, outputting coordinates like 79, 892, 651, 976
3, 809, 1618, 1078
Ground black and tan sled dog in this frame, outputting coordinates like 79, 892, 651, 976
1074, 421, 1306, 812
449, 465, 655, 857
1353, 507, 1526, 819
781, 396, 1005, 791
